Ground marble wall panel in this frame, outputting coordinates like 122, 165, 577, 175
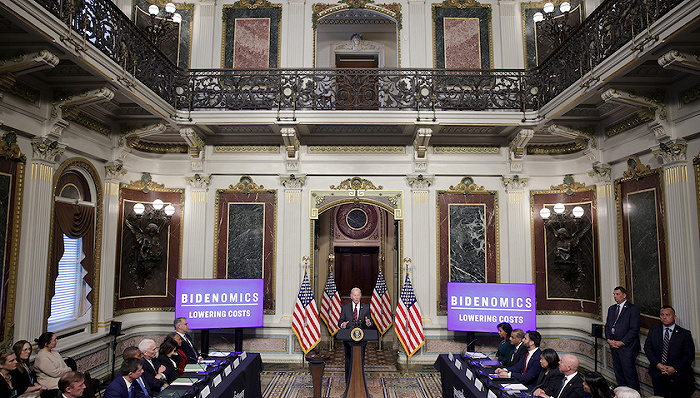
532, 190, 600, 317
115, 189, 183, 313
216, 191, 276, 312
222, 6, 281, 68
432, 5, 492, 69
437, 191, 498, 314
443, 18, 481, 69
615, 171, 669, 329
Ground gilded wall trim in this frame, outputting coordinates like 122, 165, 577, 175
433, 146, 499, 154
308, 146, 404, 154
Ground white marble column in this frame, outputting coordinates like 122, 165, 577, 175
281, 174, 306, 316
286, 0, 306, 67
502, 175, 531, 283
589, 165, 618, 311
97, 163, 127, 328
497, 1, 524, 69
407, 175, 432, 318
191, 1, 217, 68
407, 0, 428, 67
653, 142, 699, 334
182, 174, 211, 278
14, 139, 64, 340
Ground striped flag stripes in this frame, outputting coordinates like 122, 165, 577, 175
291, 270, 320, 354
371, 268, 393, 334
395, 273, 424, 357
319, 270, 342, 336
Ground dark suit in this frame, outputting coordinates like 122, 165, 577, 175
178, 332, 199, 364
337, 301, 373, 383
507, 348, 542, 388
104, 377, 148, 398
139, 359, 165, 395
509, 343, 527, 370
554, 372, 585, 398
644, 324, 695, 398
156, 354, 179, 383
604, 301, 640, 390
531, 368, 564, 395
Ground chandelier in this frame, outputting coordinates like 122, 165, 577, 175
533, 2, 575, 47
143, 2, 182, 48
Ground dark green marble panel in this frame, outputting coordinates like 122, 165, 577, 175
449, 203, 486, 283
433, 6, 491, 69
627, 189, 662, 317
222, 7, 281, 68
227, 203, 264, 279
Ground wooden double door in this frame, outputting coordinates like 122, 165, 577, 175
334, 246, 378, 305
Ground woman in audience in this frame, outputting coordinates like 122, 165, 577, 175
583, 371, 613, 398
157, 339, 180, 383
0, 348, 19, 398
496, 322, 514, 366
34, 332, 71, 396
531, 348, 564, 395
165, 333, 186, 376
11, 340, 44, 396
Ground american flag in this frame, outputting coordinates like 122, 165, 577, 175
395, 273, 424, 357
319, 271, 342, 336
292, 271, 320, 354
371, 268, 392, 334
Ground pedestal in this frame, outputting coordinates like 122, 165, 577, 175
305, 352, 330, 398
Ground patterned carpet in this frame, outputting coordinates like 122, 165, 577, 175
261, 343, 442, 398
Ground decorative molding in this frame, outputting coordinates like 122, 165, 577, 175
621, 156, 654, 180
446, 176, 488, 194
214, 145, 279, 153
104, 162, 127, 180
229, 175, 267, 193
126, 172, 166, 193
413, 127, 432, 159
681, 84, 700, 105
308, 146, 404, 153
588, 163, 611, 183
440, 0, 482, 8
64, 111, 111, 136
527, 141, 588, 155
510, 129, 534, 160
658, 50, 700, 75
601, 88, 668, 140
279, 126, 299, 158
180, 128, 205, 159
280, 174, 306, 188
312, 3, 402, 30
502, 175, 529, 190
7, 82, 39, 103
651, 139, 687, 164
605, 112, 654, 137
51, 87, 114, 119
186, 173, 211, 190
406, 174, 433, 189
330, 177, 382, 190
229, 0, 276, 9
30, 138, 64, 163
0, 132, 26, 162
433, 146, 499, 154
0, 50, 59, 79
550, 174, 587, 195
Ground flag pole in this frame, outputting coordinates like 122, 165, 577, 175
404, 258, 411, 373
302, 255, 310, 368
328, 253, 335, 352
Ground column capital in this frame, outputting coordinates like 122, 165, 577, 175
501, 174, 529, 190
588, 163, 612, 183
31, 138, 64, 163
104, 161, 127, 181
406, 174, 433, 190
280, 173, 306, 189
651, 139, 687, 166
186, 173, 211, 190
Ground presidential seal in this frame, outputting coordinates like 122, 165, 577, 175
351, 327, 364, 341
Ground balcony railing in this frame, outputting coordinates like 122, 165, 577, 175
32, 0, 686, 112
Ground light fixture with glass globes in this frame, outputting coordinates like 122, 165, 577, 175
532, 2, 575, 47
539, 203, 585, 219
132, 199, 176, 218
143, 2, 182, 48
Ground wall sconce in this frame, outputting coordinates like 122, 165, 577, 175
143, 2, 182, 48
541, 203, 584, 219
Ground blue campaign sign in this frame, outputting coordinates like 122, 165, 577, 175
176, 279, 264, 329
447, 282, 536, 332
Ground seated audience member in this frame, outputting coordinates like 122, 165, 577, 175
173, 318, 200, 363
58, 372, 86, 398
508, 329, 527, 366
496, 330, 542, 389
11, 340, 44, 396
1, 348, 18, 398
613, 387, 641, 398
122, 346, 142, 360
156, 340, 179, 383
34, 332, 72, 396
164, 333, 186, 375
138, 339, 167, 395
534, 354, 585, 398
496, 322, 514, 366
583, 371, 613, 398
104, 358, 149, 398
531, 348, 563, 395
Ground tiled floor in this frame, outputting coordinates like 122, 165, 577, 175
261, 343, 442, 397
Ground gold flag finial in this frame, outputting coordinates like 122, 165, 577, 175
302, 255, 310, 270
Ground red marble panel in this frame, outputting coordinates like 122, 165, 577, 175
234, 18, 270, 69
443, 17, 481, 69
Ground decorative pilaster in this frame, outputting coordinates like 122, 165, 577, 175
408, 0, 427, 67
656, 144, 697, 331
191, 1, 216, 68
182, 174, 211, 278
14, 139, 62, 340
501, 175, 530, 283
281, 174, 306, 316
287, 0, 306, 67
497, 1, 525, 68
588, 164, 618, 311
407, 174, 431, 320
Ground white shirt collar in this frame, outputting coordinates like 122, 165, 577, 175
123, 376, 133, 390
664, 324, 675, 333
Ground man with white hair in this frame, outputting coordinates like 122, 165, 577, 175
613, 386, 641, 398
535, 354, 584, 398
337, 287, 373, 383
138, 339, 166, 395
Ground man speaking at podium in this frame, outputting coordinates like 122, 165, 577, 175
338, 287, 373, 382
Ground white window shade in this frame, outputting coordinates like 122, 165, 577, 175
48, 235, 85, 324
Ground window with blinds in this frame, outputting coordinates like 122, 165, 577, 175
48, 235, 84, 324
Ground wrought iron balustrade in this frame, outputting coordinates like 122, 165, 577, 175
30, 0, 689, 112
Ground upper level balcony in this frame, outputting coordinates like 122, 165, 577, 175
0, 0, 698, 154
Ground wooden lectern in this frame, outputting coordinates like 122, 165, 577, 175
336, 328, 378, 398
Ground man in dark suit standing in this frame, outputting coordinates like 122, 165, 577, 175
604, 286, 640, 390
534, 354, 585, 398
496, 330, 543, 389
174, 317, 200, 363
643, 306, 695, 398
337, 287, 373, 383
104, 358, 149, 398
